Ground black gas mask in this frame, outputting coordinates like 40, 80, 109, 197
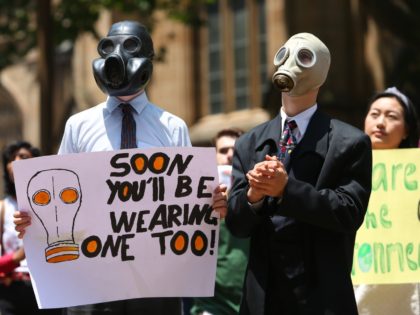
92, 20, 154, 97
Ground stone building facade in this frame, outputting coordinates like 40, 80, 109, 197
0, 0, 390, 169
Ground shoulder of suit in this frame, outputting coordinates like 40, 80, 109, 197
245, 117, 276, 136
330, 118, 365, 136
241, 119, 270, 135
329, 118, 370, 150
235, 119, 275, 149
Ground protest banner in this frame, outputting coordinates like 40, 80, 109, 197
13, 147, 219, 308
352, 148, 420, 284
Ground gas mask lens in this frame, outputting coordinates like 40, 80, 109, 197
98, 39, 115, 56
273, 47, 289, 66
123, 36, 141, 54
296, 48, 316, 68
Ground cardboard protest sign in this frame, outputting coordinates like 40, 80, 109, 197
352, 148, 420, 284
13, 147, 219, 308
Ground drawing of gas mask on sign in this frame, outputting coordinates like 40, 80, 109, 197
27, 169, 82, 263
92, 20, 154, 96
272, 32, 330, 96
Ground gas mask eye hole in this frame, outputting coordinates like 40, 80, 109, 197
60, 188, 79, 204
123, 37, 141, 54
296, 48, 316, 68
33, 190, 51, 206
273, 47, 289, 66
98, 39, 115, 56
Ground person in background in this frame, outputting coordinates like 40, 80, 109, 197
356, 86, 420, 315
13, 20, 227, 315
226, 32, 372, 315
0, 141, 62, 315
214, 128, 244, 166
191, 128, 249, 315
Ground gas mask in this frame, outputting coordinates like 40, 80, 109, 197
27, 169, 82, 263
92, 20, 154, 97
272, 33, 330, 96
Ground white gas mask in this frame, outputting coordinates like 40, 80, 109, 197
272, 33, 330, 96
27, 169, 82, 263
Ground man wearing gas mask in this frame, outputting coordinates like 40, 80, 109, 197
14, 20, 228, 315
61, 20, 191, 153
226, 33, 372, 314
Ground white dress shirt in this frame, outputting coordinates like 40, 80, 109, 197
58, 92, 191, 154
280, 103, 318, 143
2, 196, 28, 273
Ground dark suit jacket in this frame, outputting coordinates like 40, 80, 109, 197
226, 109, 372, 315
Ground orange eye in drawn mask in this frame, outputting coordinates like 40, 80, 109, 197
33, 190, 51, 206
60, 188, 79, 204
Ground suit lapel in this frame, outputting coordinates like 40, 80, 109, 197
253, 114, 282, 163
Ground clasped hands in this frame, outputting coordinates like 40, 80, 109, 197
246, 155, 288, 203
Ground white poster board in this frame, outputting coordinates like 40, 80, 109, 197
13, 147, 219, 308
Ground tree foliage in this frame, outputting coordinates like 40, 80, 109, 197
363, 0, 420, 45
0, 0, 213, 70
362, 0, 420, 104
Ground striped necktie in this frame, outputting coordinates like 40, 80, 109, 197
119, 103, 137, 149
279, 120, 298, 162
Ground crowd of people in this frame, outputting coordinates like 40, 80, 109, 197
1, 20, 419, 315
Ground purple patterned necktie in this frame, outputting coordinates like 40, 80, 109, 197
120, 103, 137, 149
279, 120, 298, 162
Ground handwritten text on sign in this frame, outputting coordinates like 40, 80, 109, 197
352, 148, 420, 285
14, 147, 219, 308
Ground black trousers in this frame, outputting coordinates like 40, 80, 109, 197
0, 280, 63, 315
65, 298, 182, 315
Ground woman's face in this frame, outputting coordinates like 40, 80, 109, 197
364, 96, 407, 149
7, 147, 33, 183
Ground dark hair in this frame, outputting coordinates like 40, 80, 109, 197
212, 128, 245, 146
367, 89, 419, 148
2, 141, 41, 197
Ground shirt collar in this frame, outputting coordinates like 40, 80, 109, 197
280, 103, 318, 136
106, 91, 149, 115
